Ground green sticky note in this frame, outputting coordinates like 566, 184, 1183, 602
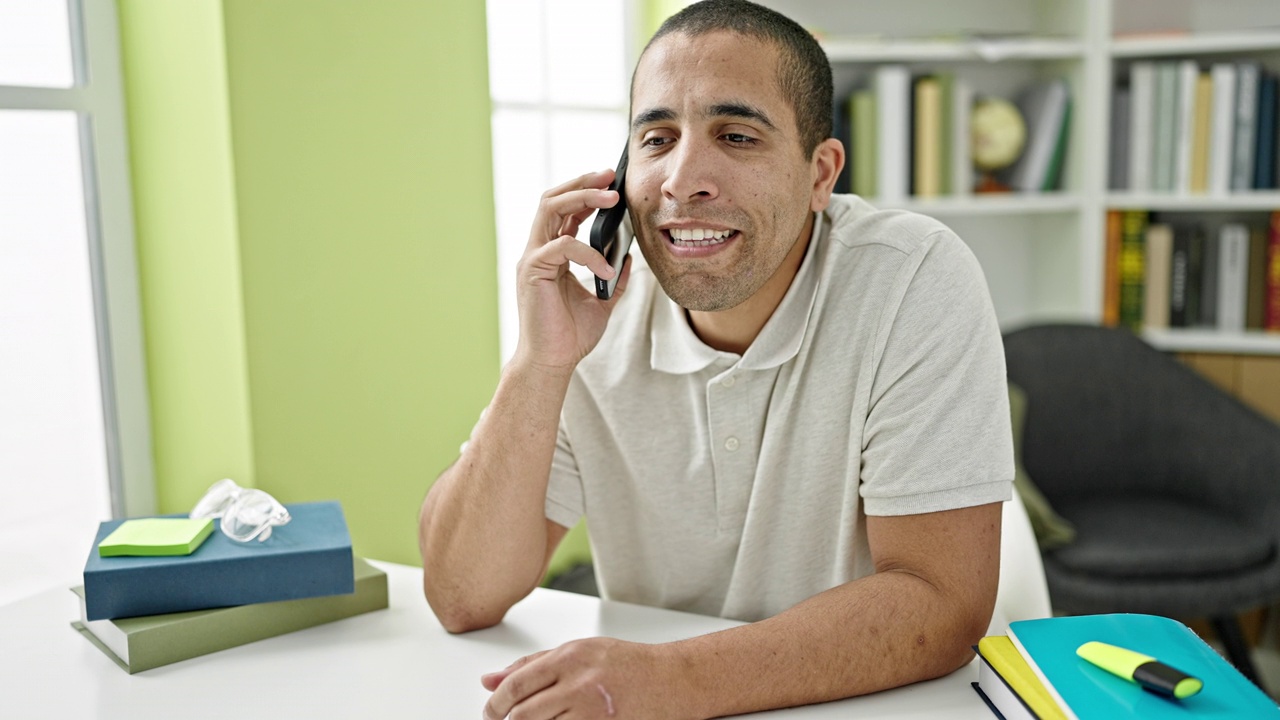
98, 518, 215, 557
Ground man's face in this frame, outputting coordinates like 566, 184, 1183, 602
626, 31, 820, 312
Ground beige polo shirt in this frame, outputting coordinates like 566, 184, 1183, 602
545, 194, 1013, 623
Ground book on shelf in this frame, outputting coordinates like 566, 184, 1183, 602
82, 501, 354, 621
1108, 86, 1130, 191
833, 92, 853, 194
1102, 210, 1122, 327
1231, 62, 1260, 192
913, 75, 943, 198
71, 557, 388, 674
1169, 226, 1192, 327
851, 89, 877, 198
951, 76, 974, 196
1254, 72, 1277, 190
1269, 212, 1280, 331
1189, 70, 1213, 194
875, 64, 911, 202
1207, 63, 1236, 195
1128, 61, 1155, 193
1119, 210, 1148, 331
1173, 60, 1198, 194
1151, 61, 1179, 193
1005, 78, 1071, 193
1200, 224, 1220, 327
975, 613, 1280, 719
1218, 223, 1250, 332
1247, 226, 1268, 329
1142, 223, 1173, 330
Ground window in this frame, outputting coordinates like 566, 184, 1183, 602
0, 0, 152, 604
485, 0, 639, 361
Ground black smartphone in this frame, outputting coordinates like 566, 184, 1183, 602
589, 146, 631, 299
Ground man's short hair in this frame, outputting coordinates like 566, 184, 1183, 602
642, 0, 833, 158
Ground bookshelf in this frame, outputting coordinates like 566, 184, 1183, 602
761, 0, 1280, 353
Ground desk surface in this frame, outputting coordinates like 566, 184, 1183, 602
4, 561, 995, 718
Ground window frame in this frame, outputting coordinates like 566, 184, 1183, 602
0, 0, 155, 518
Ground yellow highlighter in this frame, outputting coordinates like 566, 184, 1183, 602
1076, 641, 1204, 699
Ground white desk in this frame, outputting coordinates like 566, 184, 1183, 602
4, 561, 995, 718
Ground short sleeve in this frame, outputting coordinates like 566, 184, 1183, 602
545, 414, 585, 529
859, 230, 1014, 515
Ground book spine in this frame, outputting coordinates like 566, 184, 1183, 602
1143, 223, 1173, 329
852, 90, 878, 198
1254, 73, 1277, 189
951, 78, 974, 196
1185, 226, 1204, 326
1170, 227, 1191, 327
1209, 63, 1237, 195
1231, 63, 1259, 191
1110, 86, 1131, 191
1120, 210, 1148, 331
1174, 60, 1198, 194
913, 76, 942, 198
833, 94, 853, 194
876, 65, 910, 203
1189, 72, 1213, 194
1200, 226, 1220, 326
1269, 212, 1280, 331
1218, 224, 1249, 331
1152, 62, 1179, 192
1103, 210, 1122, 327
1247, 227, 1267, 329
1129, 62, 1155, 192
937, 72, 953, 196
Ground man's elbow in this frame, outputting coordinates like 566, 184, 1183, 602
423, 580, 507, 634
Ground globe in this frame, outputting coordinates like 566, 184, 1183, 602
971, 98, 1026, 171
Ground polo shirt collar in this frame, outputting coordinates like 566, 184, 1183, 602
650, 211, 825, 375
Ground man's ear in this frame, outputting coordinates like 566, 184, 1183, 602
809, 137, 845, 212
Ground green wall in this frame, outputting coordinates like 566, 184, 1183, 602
120, 0, 500, 566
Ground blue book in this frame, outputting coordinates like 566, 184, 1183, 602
1007, 613, 1279, 719
83, 501, 354, 621
1254, 73, 1277, 189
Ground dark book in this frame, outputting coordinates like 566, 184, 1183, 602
1254, 73, 1277, 189
1184, 226, 1205, 328
1247, 226, 1268, 329
1199, 226, 1221, 327
1170, 227, 1191, 327
1119, 210, 1148, 331
83, 501, 354, 621
832, 93, 853, 194
1109, 86, 1131, 191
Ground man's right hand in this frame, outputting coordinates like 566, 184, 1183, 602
513, 168, 631, 375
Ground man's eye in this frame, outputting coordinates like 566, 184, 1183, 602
643, 136, 672, 148
724, 133, 756, 145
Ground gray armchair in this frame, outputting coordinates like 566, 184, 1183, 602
1003, 323, 1280, 689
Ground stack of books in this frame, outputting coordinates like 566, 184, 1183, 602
72, 501, 388, 673
974, 613, 1280, 718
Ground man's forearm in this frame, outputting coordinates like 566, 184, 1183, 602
419, 360, 572, 632
658, 570, 991, 719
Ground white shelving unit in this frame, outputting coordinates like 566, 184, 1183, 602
763, 0, 1280, 354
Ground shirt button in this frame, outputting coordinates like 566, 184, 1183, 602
722, 374, 736, 387
724, 436, 740, 451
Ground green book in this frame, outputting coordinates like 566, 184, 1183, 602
70, 557, 388, 673
97, 517, 214, 557
851, 89, 877, 198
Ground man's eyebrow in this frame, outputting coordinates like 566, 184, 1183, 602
630, 103, 778, 132
706, 102, 777, 131
632, 107, 676, 131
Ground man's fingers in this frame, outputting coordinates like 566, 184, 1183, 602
521, 235, 616, 284
542, 167, 615, 200
482, 653, 558, 720
530, 187, 619, 251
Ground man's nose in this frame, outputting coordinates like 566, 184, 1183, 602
660, 139, 720, 203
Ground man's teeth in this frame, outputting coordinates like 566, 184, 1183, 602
669, 228, 734, 246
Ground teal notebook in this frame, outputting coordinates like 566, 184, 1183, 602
1007, 614, 1279, 719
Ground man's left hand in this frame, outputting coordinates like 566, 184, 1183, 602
481, 637, 683, 720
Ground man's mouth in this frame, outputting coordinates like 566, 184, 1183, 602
665, 228, 739, 247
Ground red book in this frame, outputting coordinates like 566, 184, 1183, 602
1267, 212, 1280, 331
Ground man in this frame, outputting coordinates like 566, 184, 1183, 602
419, 1, 1014, 717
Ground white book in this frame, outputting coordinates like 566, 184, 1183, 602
951, 77, 974, 196
1152, 62, 1179, 192
1231, 62, 1260, 191
1209, 63, 1237, 195
1006, 79, 1069, 192
1174, 60, 1199, 193
1217, 223, 1250, 331
875, 64, 911, 203
1128, 62, 1156, 192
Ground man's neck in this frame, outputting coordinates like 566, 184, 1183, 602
687, 212, 815, 355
